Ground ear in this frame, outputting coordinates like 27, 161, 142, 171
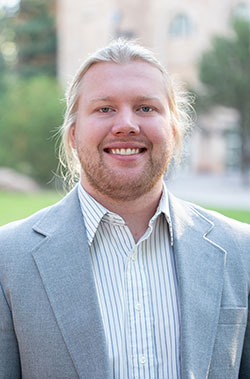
69, 125, 76, 149
170, 122, 177, 139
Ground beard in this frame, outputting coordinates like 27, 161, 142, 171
77, 144, 173, 202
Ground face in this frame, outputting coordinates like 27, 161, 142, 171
70, 61, 175, 201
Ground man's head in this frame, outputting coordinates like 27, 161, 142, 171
59, 39, 192, 195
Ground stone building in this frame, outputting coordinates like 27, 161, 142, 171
56, 0, 250, 173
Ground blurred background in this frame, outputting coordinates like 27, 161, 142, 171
0, 0, 250, 224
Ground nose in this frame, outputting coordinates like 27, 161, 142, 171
111, 110, 140, 136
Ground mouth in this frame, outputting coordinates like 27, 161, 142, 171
104, 147, 146, 156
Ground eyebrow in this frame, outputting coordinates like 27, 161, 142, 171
89, 96, 162, 103
89, 97, 113, 103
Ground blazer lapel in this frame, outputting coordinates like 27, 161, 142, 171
168, 193, 226, 379
32, 187, 111, 379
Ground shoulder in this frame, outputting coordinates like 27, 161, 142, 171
0, 204, 50, 239
0, 203, 55, 268
0, 205, 53, 287
182, 199, 250, 266
170, 192, 250, 231
168, 191, 250, 250
169, 194, 250, 281
0, 186, 80, 255
0, 186, 87, 292
191, 202, 250, 237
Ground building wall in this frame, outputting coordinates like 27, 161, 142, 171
57, 0, 250, 86
56, 0, 250, 173
57, 0, 116, 85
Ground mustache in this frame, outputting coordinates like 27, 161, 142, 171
99, 138, 152, 148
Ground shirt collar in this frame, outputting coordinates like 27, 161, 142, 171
78, 182, 173, 246
150, 182, 174, 246
78, 183, 108, 245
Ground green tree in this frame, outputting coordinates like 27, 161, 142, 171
0, 0, 60, 187
0, 5, 16, 91
199, 18, 250, 183
0, 50, 6, 93
12, 0, 57, 78
0, 76, 64, 185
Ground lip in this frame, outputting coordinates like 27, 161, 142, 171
103, 151, 147, 163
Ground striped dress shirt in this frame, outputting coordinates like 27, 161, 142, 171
78, 183, 180, 379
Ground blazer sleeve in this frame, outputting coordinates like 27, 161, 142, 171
0, 280, 21, 379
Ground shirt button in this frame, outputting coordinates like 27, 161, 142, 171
139, 355, 146, 365
135, 303, 142, 311
131, 253, 136, 261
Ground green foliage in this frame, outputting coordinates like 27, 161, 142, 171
200, 18, 250, 111
0, 0, 56, 79
0, 1, 61, 187
13, 0, 57, 78
199, 18, 250, 180
0, 76, 64, 185
0, 51, 7, 93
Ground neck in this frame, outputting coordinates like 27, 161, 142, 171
81, 179, 164, 243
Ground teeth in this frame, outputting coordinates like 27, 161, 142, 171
111, 148, 140, 155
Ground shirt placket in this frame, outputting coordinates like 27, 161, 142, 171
125, 238, 156, 379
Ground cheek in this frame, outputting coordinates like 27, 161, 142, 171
146, 120, 174, 144
74, 121, 107, 149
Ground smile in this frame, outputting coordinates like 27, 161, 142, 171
104, 148, 146, 155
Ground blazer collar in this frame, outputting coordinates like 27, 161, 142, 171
168, 192, 227, 379
31, 187, 111, 379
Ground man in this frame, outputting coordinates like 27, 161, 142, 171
0, 39, 249, 379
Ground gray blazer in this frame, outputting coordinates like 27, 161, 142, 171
0, 186, 250, 379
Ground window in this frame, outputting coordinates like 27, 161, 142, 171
168, 13, 194, 38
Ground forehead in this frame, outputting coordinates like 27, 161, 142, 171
79, 61, 167, 99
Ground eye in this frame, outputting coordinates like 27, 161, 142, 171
140, 106, 153, 113
99, 107, 112, 113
